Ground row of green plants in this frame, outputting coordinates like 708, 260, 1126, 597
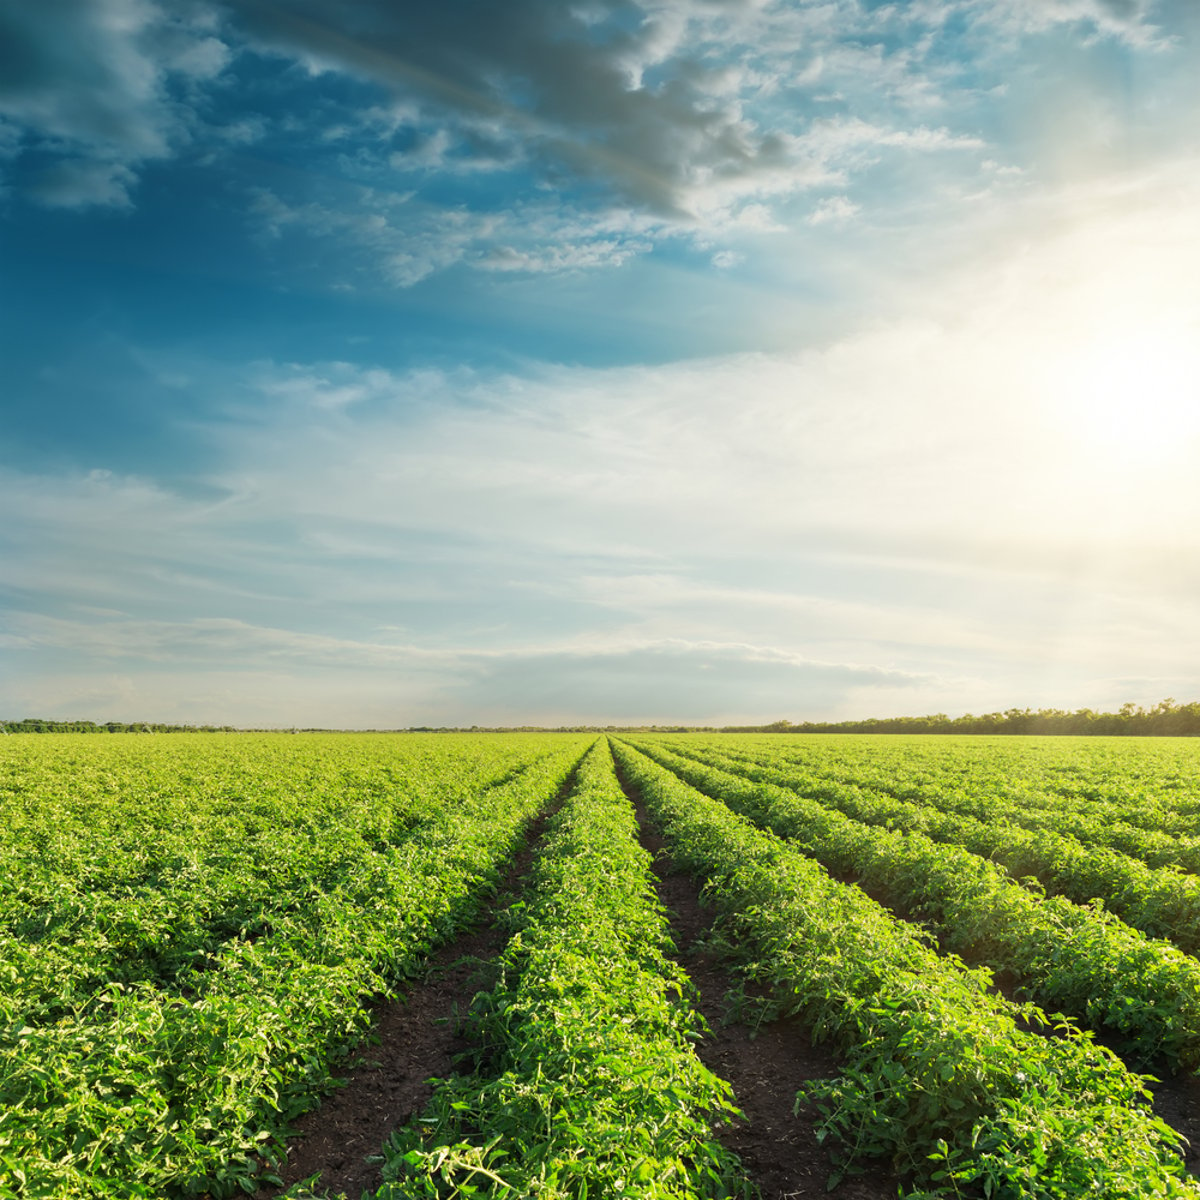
629, 740, 1200, 1070
0, 737, 590, 1199
0, 733, 547, 913
0, 733, 545, 924
1, 737, 556, 1023
711, 736, 1200, 862
611, 740, 1198, 1199
358, 739, 748, 1200
706, 732, 1200, 824
655, 736, 1200, 958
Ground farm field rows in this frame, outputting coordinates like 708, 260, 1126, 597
0, 733, 590, 1198
640, 737, 1200, 956
4, 732, 1200, 1198
623, 739, 1200, 1069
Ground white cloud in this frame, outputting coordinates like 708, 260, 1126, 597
158, 31, 229, 79
248, 184, 666, 285
807, 194, 860, 225
803, 116, 985, 157
252, 361, 403, 411
211, 116, 267, 146
783, 36, 951, 110
385, 126, 522, 175
479, 239, 649, 273
249, 186, 481, 287
8, 161, 1200, 722
965, 0, 1170, 47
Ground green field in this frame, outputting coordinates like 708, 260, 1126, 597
5, 732, 1200, 1198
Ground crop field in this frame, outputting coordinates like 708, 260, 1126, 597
5, 733, 1200, 1199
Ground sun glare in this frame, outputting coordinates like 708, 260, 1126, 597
1052, 328, 1200, 465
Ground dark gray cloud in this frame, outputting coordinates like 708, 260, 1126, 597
0, 0, 1173, 218
222, 0, 799, 218
0, 0, 169, 156
0, 0, 228, 206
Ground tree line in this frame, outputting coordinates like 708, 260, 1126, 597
726, 700, 1200, 736
1, 719, 241, 734
6, 700, 1200, 736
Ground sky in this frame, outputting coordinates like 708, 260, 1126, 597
2, 0, 1199, 728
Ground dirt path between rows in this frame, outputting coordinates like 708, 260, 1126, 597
261, 918, 502, 1198
255, 780, 573, 1199
621, 755, 1200, 1192
624, 792, 900, 1199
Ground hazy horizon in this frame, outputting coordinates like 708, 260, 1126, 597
3, 0, 1198, 727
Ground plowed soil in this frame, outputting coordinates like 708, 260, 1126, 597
255, 761, 903, 1199
635, 810, 901, 1200
257, 794, 564, 1198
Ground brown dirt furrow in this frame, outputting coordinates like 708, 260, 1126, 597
261, 919, 503, 1198
630, 805, 900, 1200
255, 777, 573, 1199
1150, 1072, 1200, 1176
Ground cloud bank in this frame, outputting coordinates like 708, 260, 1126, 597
1, 0, 1174, 269
5, 163, 1199, 724
2, 0, 1195, 726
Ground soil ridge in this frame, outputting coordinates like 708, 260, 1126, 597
611, 745, 899, 1200
257, 759, 584, 1198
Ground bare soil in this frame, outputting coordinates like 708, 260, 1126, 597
1151, 1071, 1200, 1177
255, 793, 565, 1199
631, 809, 900, 1200
260, 921, 502, 1198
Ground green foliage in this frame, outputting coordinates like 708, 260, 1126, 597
630, 739, 1200, 1070
10, 729, 1200, 1199
0, 733, 591, 1198
612, 740, 1199, 1198
659, 734, 1200, 955
375, 741, 749, 1200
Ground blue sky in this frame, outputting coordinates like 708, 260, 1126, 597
2, 0, 1199, 726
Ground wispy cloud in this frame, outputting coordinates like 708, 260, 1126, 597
5, 164, 1200, 721
807, 194, 860, 226
248, 184, 661, 286
967, 0, 1171, 47
4, 0, 1195, 725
